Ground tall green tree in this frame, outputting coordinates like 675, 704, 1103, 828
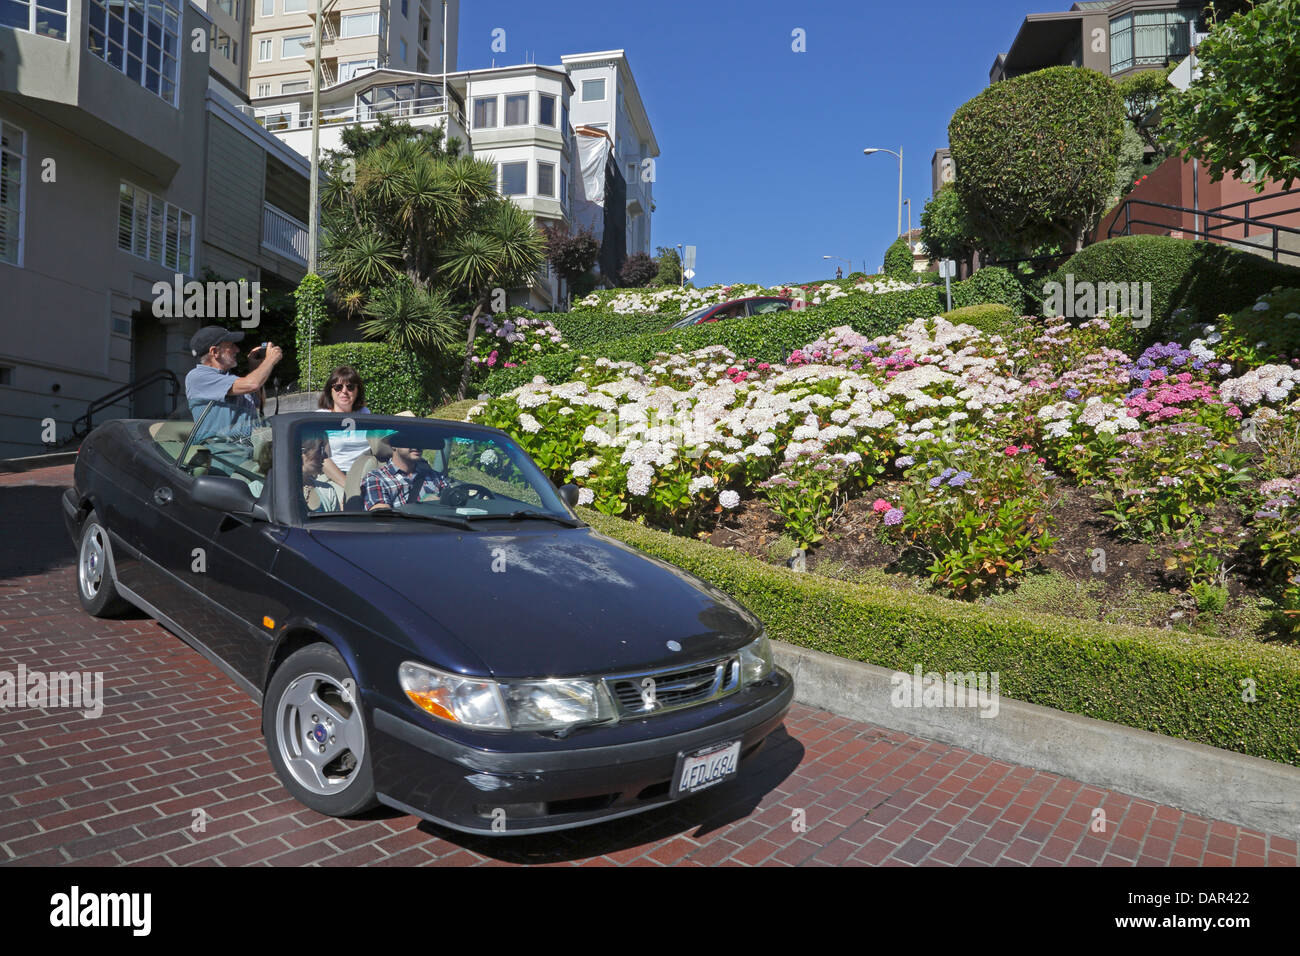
1165, 0, 1300, 190
948, 66, 1125, 252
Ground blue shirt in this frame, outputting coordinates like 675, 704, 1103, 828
185, 364, 258, 442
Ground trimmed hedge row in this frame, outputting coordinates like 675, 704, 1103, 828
1050, 235, 1300, 337
549, 312, 673, 351
941, 303, 1020, 337
483, 267, 1026, 394
579, 509, 1300, 766
304, 341, 443, 414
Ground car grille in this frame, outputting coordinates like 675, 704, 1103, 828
604, 656, 740, 718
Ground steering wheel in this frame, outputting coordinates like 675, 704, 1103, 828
441, 482, 496, 508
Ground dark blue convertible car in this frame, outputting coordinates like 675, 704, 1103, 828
63, 402, 793, 835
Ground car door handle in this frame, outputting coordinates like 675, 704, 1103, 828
154, 486, 173, 506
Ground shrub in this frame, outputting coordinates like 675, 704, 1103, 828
883, 236, 913, 280
1050, 236, 1300, 340
941, 303, 1019, 338
580, 509, 1300, 766
847, 271, 867, 281
550, 311, 673, 351
619, 252, 659, 287
950, 266, 1025, 314
1212, 288, 1300, 368
304, 341, 442, 414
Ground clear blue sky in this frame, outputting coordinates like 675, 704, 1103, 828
457, 0, 1054, 287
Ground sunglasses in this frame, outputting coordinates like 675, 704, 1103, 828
331, 383, 357, 392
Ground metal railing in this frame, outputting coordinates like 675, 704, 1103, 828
68, 369, 180, 444
262, 202, 308, 263
240, 95, 463, 133
1107, 191, 1300, 263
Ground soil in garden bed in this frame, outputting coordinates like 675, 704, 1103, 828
700, 482, 1292, 643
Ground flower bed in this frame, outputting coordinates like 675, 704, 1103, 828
574, 276, 924, 315
469, 287, 1300, 635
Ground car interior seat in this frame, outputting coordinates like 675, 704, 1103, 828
343, 434, 393, 511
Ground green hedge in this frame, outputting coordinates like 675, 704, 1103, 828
941, 303, 1019, 337
883, 236, 914, 280
580, 509, 1300, 766
483, 268, 1025, 394
304, 342, 443, 414
1050, 235, 1300, 338
550, 311, 673, 351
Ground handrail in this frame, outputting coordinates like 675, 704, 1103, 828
69, 369, 180, 442
1106, 193, 1300, 262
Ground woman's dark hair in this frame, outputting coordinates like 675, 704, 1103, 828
318, 365, 366, 410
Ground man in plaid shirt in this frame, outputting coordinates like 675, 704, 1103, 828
362, 436, 451, 510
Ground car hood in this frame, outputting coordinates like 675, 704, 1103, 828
309, 526, 761, 679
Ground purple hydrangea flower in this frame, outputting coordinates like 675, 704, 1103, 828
1064, 387, 1081, 400
883, 508, 904, 526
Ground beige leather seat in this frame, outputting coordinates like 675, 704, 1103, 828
148, 421, 194, 462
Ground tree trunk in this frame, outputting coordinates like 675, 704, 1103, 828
456, 301, 486, 400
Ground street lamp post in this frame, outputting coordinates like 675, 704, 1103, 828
822, 255, 852, 278
863, 146, 903, 239
677, 243, 684, 289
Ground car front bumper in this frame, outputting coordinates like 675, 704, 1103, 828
369, 667, 794, 835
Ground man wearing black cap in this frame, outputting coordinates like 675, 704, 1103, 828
185, 325, 282, 441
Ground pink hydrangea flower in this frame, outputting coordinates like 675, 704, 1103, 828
872, 498, 891, 513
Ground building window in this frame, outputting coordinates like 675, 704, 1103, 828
258, 37, 271, 60
562, 103, 570, 143
0, 121, 24, 267
400, 0, 407, 14
261, 0, 272, 14
472, 95, 497, 128
538, 92, 556, 127
0, 0, 68, 41
283, 0, 306, 10
0, 365, 12, 385
340, 11, 377, 37
504, 93, 528, 126
118, 182, 193, 274
399, 37, 407, 63
560, 169, 567, 210
1110, 9, 1192, 73
215, 0, 236, 18
255, 81, 271, 96
340, 58, 376, 81
212, 26, 235, 62
581, 78, 605, 102
87, 0, 183, 105
281, 33, 309, 57
501, 161, 527, 196
281, 79, 307, 93
537, 161, 555, 198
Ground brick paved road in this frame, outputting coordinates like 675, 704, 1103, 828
1, 464, 1295, 867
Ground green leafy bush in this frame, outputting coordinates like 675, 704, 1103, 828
1212, 288, 1300, 367
1050, 236, 1300, 340
304, 342, 442, 414
940, 303, 1019, 338
580, 509, 1300, 765
550, 311, 673, 351
883, 236, 914, 280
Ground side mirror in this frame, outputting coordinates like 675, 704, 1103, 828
193, 475, 259, 516
558, 483, 580, 509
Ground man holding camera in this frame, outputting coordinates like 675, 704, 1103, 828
184, 326, 283, 442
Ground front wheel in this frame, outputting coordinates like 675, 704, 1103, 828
263, 643, 377, 817
76, 511, 132, 618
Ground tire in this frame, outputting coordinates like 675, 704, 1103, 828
76, 511, 133, 618
263, 643, 378, 817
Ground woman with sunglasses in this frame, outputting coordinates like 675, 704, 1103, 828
316, 366, 373, 488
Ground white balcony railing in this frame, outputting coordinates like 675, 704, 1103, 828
262, 202, 308, 263
240, 95, 463, 134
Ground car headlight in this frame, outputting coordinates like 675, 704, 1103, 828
400, 662, 616, 731
738, 631, 773, 683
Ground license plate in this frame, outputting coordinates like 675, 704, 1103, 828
672, 740, 741, 798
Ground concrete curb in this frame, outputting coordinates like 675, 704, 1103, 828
0, 451, 78, 474
774, 640, 1300, 839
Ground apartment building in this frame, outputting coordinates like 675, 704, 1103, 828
0, 0, 311, 458
247, 0, 458, 96
561, 51, 657, 262
988, 0, 1206, 84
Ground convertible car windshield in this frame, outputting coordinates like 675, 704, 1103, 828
296, 419, 571, 521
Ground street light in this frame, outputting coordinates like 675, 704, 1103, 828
863, 146, 903, 239
823, 254, 852, 278
676, 243, 684, 289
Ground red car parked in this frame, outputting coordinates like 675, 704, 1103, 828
668, 296, 795, 329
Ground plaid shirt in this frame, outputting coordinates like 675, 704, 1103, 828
362, 461, 451, 510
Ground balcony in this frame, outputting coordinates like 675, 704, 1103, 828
263, 202, 308, 263
240, 93, 468, 161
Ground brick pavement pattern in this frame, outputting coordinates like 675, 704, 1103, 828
1, 464, 1296, 866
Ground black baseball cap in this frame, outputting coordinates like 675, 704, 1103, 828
190, 325, 245, 357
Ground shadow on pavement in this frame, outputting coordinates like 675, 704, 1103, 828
0, 485, 77, 580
